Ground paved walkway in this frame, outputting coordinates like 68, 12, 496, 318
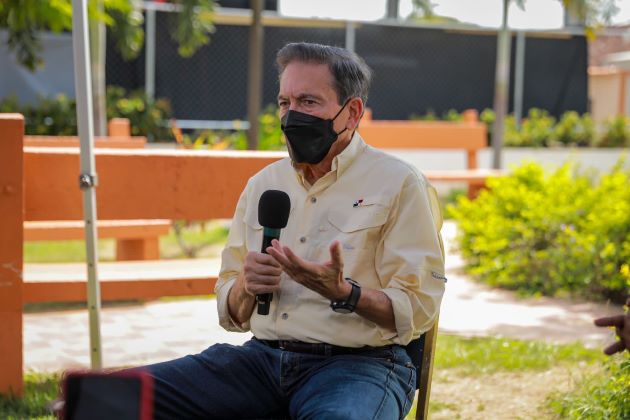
23, 222, 622, 372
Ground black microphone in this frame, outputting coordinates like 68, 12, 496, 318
257, 190, 291, 315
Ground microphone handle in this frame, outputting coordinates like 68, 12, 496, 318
257, 230, 280, 315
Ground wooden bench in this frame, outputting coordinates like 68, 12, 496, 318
23, 258, 220, 303
22, 119, 166, 261
24, 220, 170, 261
358, 109, 503, 198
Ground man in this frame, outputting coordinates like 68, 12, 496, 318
145, 43, 446, 419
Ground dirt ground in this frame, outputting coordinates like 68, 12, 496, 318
426, 363, 601, 419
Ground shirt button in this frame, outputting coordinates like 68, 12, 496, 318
281, 313, 289, 320
300, 236, 306, 243
310, 197, 317, 203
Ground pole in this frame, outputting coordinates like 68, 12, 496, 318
386, 0, 399, 19
145, 8, 157, 100
491, 0, 511, 170
345, 21, 356, 53
513, 30, 526, 129
71, 0, 103, 369
246, 0, 264, 150
89, 1, 107, 136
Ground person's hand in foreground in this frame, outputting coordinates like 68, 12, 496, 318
594, 298, 630, 355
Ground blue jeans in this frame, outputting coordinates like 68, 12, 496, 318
141, 338, 416, 419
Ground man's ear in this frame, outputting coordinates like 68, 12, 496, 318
346, 97, 364, 131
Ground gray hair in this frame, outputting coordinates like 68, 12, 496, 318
276, 42, 372, 106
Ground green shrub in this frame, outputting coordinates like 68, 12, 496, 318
448, 161, 630, 303
0, 94, 77, 135
550, 111, 595, 147
0, 86, 173, 140
105, 86, 174, 141
547, 357, 629, 419
598, 115, 630, 147
175, 105, 284, 151
479, 108, 495, 146
504, 108, 556, 147
409, 108, 462, 122
409, 109, 439, 121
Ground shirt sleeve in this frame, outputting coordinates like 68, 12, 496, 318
215, 186, 251, 332
376, 173, 446, 345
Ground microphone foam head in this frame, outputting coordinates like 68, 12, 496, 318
258, 190, 291, 228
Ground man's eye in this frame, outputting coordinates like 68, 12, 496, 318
303, 100, 316, 105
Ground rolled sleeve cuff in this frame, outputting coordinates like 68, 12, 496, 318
381, 287, 415, 345
216, 277, 251, 333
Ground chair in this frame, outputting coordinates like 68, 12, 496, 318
404, 317, 439, 420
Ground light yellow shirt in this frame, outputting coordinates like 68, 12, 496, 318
215, 132, 445, 347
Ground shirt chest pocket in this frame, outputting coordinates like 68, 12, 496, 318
327, 197, 390, 253
243, 207, 263, 253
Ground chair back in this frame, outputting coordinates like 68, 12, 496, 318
404, 318, 439, 420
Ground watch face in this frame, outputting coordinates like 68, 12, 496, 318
333, 306, 352, 314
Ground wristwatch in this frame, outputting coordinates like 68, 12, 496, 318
330, 278, 361, 314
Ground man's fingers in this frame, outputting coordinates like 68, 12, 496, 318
247, 282, 281, 295
594, 315, 625, 328
246, 274, 281, 285
604, 340, 625, 355
284, 246, 316, 272
267, 246, 291, 268
329, 241, 343, 270
249, 264, 282, 276
252, 252, 281, 268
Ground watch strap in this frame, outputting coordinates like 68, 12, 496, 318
330, 278, 361, 313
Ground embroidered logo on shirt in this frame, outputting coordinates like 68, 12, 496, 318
432, 272, 448, 282
353, 199, 364, 208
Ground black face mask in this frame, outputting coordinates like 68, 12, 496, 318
280, 101, 349, 164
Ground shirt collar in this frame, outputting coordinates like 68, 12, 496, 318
293, 131, 367, 188
331, 131, 367, 177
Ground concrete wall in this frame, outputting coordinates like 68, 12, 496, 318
589, 70, 623, 122
387, 147, 630, 195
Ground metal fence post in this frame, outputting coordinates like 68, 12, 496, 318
247, 0, 264, 150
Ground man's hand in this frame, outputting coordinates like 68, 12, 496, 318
266, 239, 350, 301
227, 251, 282, 325
594, 298, 630, 355
242, 251, 283, 296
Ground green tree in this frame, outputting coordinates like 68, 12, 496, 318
0, 0, 215, 135
409, 0, 462, 25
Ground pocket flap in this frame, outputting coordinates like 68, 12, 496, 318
244, 206, 263, 230
328, 197, 390, 233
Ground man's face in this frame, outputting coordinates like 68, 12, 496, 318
277, 61, 348, 135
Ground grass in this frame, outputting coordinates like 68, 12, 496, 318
1, 334, 606, 419
23, 220, 229, 263
0, 372, 60, 420
404, 334, 605, 420
24, 240, 115, 263
432, 334, 604, 374
546, 356, 629, 420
